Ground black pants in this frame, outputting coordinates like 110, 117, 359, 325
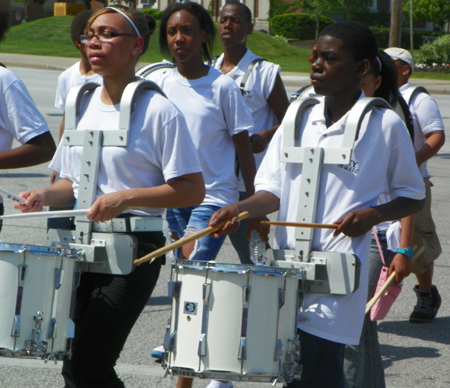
62, 231, 165, 388
285, 330, 346, 388
0, 203, 3, 233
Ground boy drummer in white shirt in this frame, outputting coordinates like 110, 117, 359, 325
210, 21, 425, 388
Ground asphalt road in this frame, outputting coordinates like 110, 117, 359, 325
0, 67, 449, 387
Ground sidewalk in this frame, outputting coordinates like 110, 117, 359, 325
2, 52, 450, 94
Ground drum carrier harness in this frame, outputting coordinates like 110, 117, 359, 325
47, 79, 168, 275
268, 95, 392, 296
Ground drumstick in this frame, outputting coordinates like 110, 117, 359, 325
261, 221, 338, 230
365, 246, 426, 314
0, 188, 25, 204
134, 211, 249, 266
365, 271, 397, 314
0, 209, 89, 220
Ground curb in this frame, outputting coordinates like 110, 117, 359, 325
2, 53, 449, 94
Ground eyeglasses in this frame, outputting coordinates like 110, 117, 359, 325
80, 31, 136, 44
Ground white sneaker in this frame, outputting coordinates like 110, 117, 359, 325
150, 345, 164, 362
206, 381, 233, 388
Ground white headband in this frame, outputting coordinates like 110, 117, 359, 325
106, 7, 141, 37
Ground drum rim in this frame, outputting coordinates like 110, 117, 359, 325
172, 259, 301, 277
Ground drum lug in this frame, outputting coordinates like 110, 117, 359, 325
48, 317, 57, 339
11, 315, 20, 338
297, 268, 306, 309
11, 265, 27, 337
168, 281, 182, 301
197, 283, 211, 357
238, 337, 246, 360
197, 333, 206, 356
55, 268, 63, 290
274, 339, 283, 361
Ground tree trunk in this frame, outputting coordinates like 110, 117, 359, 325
389, 0, 403, 47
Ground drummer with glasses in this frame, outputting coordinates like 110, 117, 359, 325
14, 5, 204, 387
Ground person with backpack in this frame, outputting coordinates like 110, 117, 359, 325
385, 47, 445, 324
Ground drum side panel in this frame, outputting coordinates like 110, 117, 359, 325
0, 254, 20, 350
245, 274, 285, 375
14, 254, 60, 352
48, 256, 77, 354
171, 268, 205, 371
202, 272, 245, 374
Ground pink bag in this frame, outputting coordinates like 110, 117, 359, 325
369, 228, 402, 321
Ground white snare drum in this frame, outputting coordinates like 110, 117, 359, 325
163, 261, 302, 384
0, 243, 79, 361
136, 61, 175, 81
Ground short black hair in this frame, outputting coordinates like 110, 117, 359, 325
0, 0, 11, 43
159, 2, 215, 61
71, 10, 94, 42
223, 0, 252, 23
319, 21, 377, 65
369, 50, 399, 107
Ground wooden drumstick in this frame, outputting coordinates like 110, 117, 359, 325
261, 221, 338, 230
365, 246, 426, 314
133, 211, 249, 266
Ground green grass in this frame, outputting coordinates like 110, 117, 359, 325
1, 15, 449, 78
0, 15, 312, 72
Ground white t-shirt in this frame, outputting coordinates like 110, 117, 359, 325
49, 85, 202, 217
400, 82, 445, 178
154, 67, 254, 207
54, 61, 103, 111
255, 93, 425, 345
212, 49, 280, 191
0, 67, 51, 203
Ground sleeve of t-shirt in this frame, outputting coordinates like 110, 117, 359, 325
254, 124, 283, 199
258, 61, 281, 101
157, 109, 203, 182
411, 93, 444, 137
382, 111, 425, 200
54, 72, 68, 111
3, 77, 50, 144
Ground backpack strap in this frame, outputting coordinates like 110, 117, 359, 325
207, 56, 219, 67
402, 86, 429, 105
397, 94, 415, 143
239, 57, 265, 95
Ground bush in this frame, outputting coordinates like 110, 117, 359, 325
270, 13, 334, 40
269, 0, 292, 18
416, 34, 450, 65
351, 10, 391, 27
369, 27, 443, 50
140, 8, 163, 20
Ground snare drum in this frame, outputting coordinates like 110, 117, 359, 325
163, 261, 302, 384
136, 61, 175, 81
0, 243, 79, 361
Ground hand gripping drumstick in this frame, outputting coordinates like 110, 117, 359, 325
365, 246, 426, 314
261, 221, 338, 230
134, 211, 249, 266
